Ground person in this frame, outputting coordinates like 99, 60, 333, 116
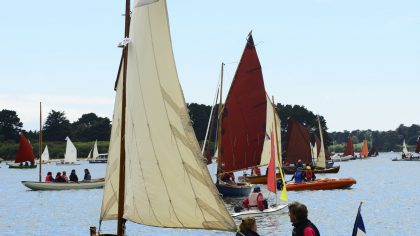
61, 171, 69, 182
251, 167, 261, 176
242, 187, 265, 211
45, 172, 54, 182
236, 216, 260, 236
296, 159, 304, 168
304, 166, 316, 182
220, 172, 235, 184
55, 172, 66, 182
288, 201, 320, 236
69, 169, 78, 183
84, 169, 91, 181
290, 167, 304, 183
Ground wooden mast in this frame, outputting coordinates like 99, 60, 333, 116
216, 63, 225, 181
117, 0, 130, 234
39, 102, 42, 182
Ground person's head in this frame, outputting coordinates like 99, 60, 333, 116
71, 169, 76, 174
84, 169, 89, 173
62, 171, 67, 176
47, 172, 52, 176
298, 159, 302, 163
56, 172, 61, 177
288, 201, 309, 224
239, 217, 257, 232
253, 186, 261, 193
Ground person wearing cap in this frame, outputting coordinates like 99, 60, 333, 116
242, 186, 265, 211
304, 166, 316, 182
290, 167, 304, 183
288, 201, 320, 236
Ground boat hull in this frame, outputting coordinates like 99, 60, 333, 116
56, 162, 81, 165
21, 179, 104, 191
8, 163, 37, 169
283, 166, 340, 175
285, 178, 356, 191
88, 160, 107, 164
232, 204, 288, 218
216, 183, 252, 198
244, 173, 283, 184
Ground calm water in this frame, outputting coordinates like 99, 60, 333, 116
0, 152, 418, 235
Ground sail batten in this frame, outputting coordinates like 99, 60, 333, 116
100, 0, 236, 231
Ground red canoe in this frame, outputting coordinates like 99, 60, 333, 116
285, 178, 356, 191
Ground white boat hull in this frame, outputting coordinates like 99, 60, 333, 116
21, 179, 104, 191
231, 204, 288, 218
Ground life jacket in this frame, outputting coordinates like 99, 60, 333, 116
45, 175, 52, 182
248, 192, 262, 207
292, 220, 320, 236
305, 170, 313, 180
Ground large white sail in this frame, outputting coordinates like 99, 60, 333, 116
41, 145, 49, 162
64, 137, 77, 163
100, 0, 236, 231
260, 96, 281, 166
315, 117, 326, 168
92, 140, 99, 160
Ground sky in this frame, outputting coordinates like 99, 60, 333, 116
1, 0, 419, 132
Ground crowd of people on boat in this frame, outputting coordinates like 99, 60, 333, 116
19, 161, 35, 166
45, 168, 92, 183
236, 201, 319, 236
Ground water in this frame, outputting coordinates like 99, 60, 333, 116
0, 152, 418, 235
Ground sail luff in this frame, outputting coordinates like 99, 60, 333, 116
101, 0, 236, 231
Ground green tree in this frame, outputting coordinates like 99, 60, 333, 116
0, 109, 23, 141
72, 113, 111, 141
43, 110, 71, 141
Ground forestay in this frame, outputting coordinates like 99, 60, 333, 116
100, 0, 236, 231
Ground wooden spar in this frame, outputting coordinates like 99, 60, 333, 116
216, 63, 225, 182
117, 0, 130, 235
39, 102, 42, 182
201, 77, 220, 157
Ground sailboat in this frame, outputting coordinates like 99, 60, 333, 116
368, 144, 379, 157
40, 145, 50, 163
89, 140, 108, 163
57, 136, 80, 165
332, 136, 354, 162
8, 133, 37, 169
359, 140, 369, 158
94, 1, 237, 235
215, 33, 274, 197
232, 128, 288, 217
392, 139, 420, 161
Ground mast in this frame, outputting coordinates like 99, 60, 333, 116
39, 102, 42, 182
216, 62, 224, 181
117, 0, 130, 234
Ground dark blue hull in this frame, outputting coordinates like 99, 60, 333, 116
216, 183, 252, 198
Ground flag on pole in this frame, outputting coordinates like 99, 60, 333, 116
352, 202, 366, 236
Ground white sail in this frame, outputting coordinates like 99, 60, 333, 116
86, 149, 92, 159
310, 141, 318, 162
315, 117, 326, 168
64, 137, 77, 163
92, 140, 99, 160
41, 145, 49, 162
260, 96, 281, 166
100, 0, 236, 231
402, 139, 409, 155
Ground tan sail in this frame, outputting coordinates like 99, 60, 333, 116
315, 117, 326, 168
100, 0, 236, 231
260, 96, 281, 166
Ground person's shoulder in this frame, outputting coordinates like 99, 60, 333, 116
303, 226, 317, 236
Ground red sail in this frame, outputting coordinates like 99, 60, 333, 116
267, 130, 276, 193
343, 136, 354, 156
15, 133, 35, 163
416, 136, 420, 153
285, 119, 311, 164
219, 34, 267, 172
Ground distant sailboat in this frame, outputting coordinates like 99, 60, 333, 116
96, 0, 237, 234
41, 145, 50, 163
8, 133, 37, 169
402, 139, 409, 156
57, 136, 79, 165
89, 140, 107, 163
284, 119, 312, 165
341, 136, 355, 161
359, 140, 369, 158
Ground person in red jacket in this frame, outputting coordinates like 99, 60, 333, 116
242, 187, 265, 211
45, 172, 54, 182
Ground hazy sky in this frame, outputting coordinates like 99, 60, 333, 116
1, 0, 419, 132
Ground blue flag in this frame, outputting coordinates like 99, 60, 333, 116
352, 202, 366, 236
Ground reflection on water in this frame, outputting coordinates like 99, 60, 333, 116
0, 152, 418, 235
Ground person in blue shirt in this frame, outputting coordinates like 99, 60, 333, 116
83, 168, 91, 181
290, 167, 304, 183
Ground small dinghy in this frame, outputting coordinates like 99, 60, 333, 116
21, 178, 105, 191
285, 178, 356, 191
232, 204, 288, 218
